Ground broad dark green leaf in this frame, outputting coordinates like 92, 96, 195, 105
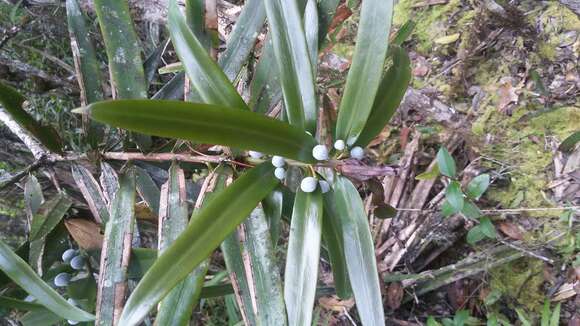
445, 181, 464, 212
168, 0, 248, 109
264, 0, 318, 133
355, 46, 411, 147
82, 100, 318, 163
72, 164, 109, 224
152, 72, 185, 100
327, 176, 384, 325
335, 0, 394, 143
0, 240, 94, 321
200, 284, 235, 299
0, 82, 62, 153
118, 163, 278, 326
263, 189, 284, 246
466, 174, 490, 200
436, 147, 456, 178
127, 248, 157, 279
135, 166, 161, 216
558, 131, 580, 152
20, 309, 63, 326
441, 200, 458, 218
95, 169, 136, 325
249, 36, 283, 114
322, 196, 352, 299
285, 189, 323, 326
93, 0, 147, 99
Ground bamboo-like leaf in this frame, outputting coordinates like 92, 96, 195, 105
264, 0, 318, 133
0, 82, 62, 153
93, 0, 147, 99
391, 20, 416, 46
249, 36, 283, 114
304, 0, 319, 74
152, 72, 186, 100
118, 163, 278, 325
0, 239, 94, 322
335, 0, 394, 143
317, 0, 340, 47
0, 296, 45, 312
99, 162, 119, 207
168, 0, 248, 109
327, 176, 385, 326
24, 174, 44, 225
66, 0, 104, 105
558, 131, 580, 152
263, 189, 284, 246
81, 100, 318, 163
241, 207, 287, 326
95, 169, 136, 325
135, 166, 161, 217
355, 46, 411, 147
285, 189, 323, 326
20, 309, 63, 326
72, 164, 110, 224
143, 39, 169, 85
156, 163, 205, 326
29, 194, 72, 241
219, 0, 266, 81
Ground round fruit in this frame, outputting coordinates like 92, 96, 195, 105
271, 156, 285, 168
54, 273, 71, 287
274, 167, 286, 180
70, 256, 85, 270
334, 139, 346, 151
248, 151, 263, 159
312, 145, 329, 161
350, 146, 364, 160
300, 177, 318, 193
62, 249, 77, 263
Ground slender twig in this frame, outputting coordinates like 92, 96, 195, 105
394, 206, 580, 214
0, 156, 48, 190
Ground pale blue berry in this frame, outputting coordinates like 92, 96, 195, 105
334, 139, 346, 151
319, 180, 330, 193
62, 249, 76, 263
67, 320, 79, 325
54, 273, 71, 287
271, 156, 285, 168
350, 146, 364, 160
274, 167, 286, 180
248, 151, 263, 159
312, 145, 329, 161
70, 256, 85, 270
300, 177, 317, 193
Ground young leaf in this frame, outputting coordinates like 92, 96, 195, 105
93, 0, 147, 99
118, 163, 278, 326
335, 0, 394, 142
0, 239, 94, 322
355, 46, 412, 147
264, 0, 318, 133
541, 299, 550, 326
436, 147, 456, 178
327, 176, 385, 325
285, 189, 323, 326
466, 174, 490, 200
461, 200, 482, 220
415, 163, 440, 181
0, 81, 62, 153
82, 99, 318, 163
441, 200, 458, 217
466, 226, 485, 245
479, 217, 496, 239
95, 169, 136, 325
445, 181, 464, 212
168, 0, 248, 110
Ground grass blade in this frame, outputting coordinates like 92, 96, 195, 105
0, 82, 62, 153
335, 0, 394, 143
264, 0, 317, 133
0, 239, 94, 322
355, 46, 411, 147
118, 163, 278, 325
168, 0, 248, 109
327, 176, 385, 325
82, 99, 318, 162
285, 189, 323, 326
95, 169, 136, 325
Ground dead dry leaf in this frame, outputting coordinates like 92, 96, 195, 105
386, 282, 404, 310
318, 296, 355, 313
497, 77, 519, 115
498, 222, 524, 240
64, 218, 103, 250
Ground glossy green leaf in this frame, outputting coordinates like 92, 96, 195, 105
0, 239, 94, 321
249, 35, 283, 114
0, 296, 44, 311
466, 226, 485, 245
335, 0, 394, 142
466, 174, 490, 200
355, 46, 411, 147
168, 0, 247, 109
264, 0, 318, 133
479, 217, 496, 239
152, 72, 186, 100
143, 39, 168, 85
304, 0, 319, 73
29, 194, 72, 241
441, 200, 458, 218
285, 189, 323, 326
263, 189, 284, 246
322, 195, 352, 299
558, 131, 580, 152
118, 163, 278, 326
96, 169, 136, 325
327, 176, 384, 325
156, 163, 204, 326
93, 0, 147, 99
20, 309, 63, 326
66, 0, 104, 105
135, 166, 161, 217
460, 200, 482, 220
83, 100, 318, 163
436, 147, 456, 178
0, 81, 62, 153
445, 181, 464, 212
72, 164, 109, 224
415, 163, 440, 181
127, 248, 157, 279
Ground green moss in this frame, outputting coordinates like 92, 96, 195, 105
538, 41, 557, 61
490, 259, 545, 313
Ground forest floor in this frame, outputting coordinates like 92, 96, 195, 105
0, 0, 579, 325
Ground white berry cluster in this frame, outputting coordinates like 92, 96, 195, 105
300, 177, 330, 193
54, 248, 88, 324
334, 138, 364, 160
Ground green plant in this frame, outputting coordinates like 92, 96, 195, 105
0, 0, 413, 325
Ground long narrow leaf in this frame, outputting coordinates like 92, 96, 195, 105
327, 176, 385, 326
0, 82, 62, 152
335, 0, 394, 143
285, 189, 323, 326
135, 166, 161, 217
168, 0, 248, 109
81, 100, 318, 163
355, 46, 411, 147
72, 164, 109, 224
95, 169, 136, 325
263, 189, 284, 246
264, 0, 318, 133
0, 240, 94, 321
118, 163, 278, 325
29, 194, 72, 241
304, 0, 319, 74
